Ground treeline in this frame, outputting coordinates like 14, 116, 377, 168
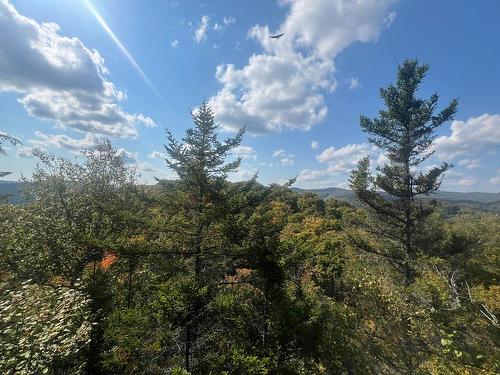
0, 60, 498, 374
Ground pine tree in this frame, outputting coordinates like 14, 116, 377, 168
349, 59, 458, 282
163, 101, 244, 371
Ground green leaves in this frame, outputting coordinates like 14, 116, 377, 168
0, 282, 91, 374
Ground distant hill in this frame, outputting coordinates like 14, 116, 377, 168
293, 186, 500, 203
2, 180, 499, 213
292, 187, 356, 202
0, 180, 27, 204
292, 186, 500, 213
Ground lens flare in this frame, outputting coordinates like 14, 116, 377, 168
83, 0, 160, 96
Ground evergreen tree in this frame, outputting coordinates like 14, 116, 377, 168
163, 101, 244, 372
349, 59, 458, 282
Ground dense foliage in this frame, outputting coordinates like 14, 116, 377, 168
0, 62, 498, 374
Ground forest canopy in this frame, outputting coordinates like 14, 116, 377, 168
0, 60, 498, 375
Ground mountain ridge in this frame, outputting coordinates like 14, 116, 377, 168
292, 186, 500, 203
2, 180, 499, 209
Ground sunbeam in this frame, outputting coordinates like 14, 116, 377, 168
83, 0, 160, 97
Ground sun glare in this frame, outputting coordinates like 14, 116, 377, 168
83, 0, 160, 96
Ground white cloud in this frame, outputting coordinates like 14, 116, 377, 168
210, 0, 397, 134
345, 77, 361, 90
297, 167, 349, 188
445, 170, 463, 178
272, 148, 295, 165
30, 131, 98, 152
148, 150, 167, 160
0, 1, 155, 138
458, 158, 482, 170
280, 157, 294, 166
298, 168, 328, 182
434, 114, 500, 160
233, 145, 257, 160
273, 148, 286, 157
488, 176, 500, 189
136, 161, 155, 172
135, 161, 175, 184
279, 0, 396, 59
456, 177, 478, 188
17, 146, 35, 158
311, 140, 319, 150
317, 143, 372, 169
210, 54, 332, 133
194, 15, 209, 43
297, 142, 381, 187
116, 148, 138, 164
228, 164, 258, 182
171, 39, 179, 48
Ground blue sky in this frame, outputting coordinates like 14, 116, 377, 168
1, 0, 499, 191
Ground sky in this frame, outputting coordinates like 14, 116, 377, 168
0, 0, 499, 192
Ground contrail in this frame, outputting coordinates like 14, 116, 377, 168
83, 0, 160, 96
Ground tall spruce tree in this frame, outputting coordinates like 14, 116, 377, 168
349, 59, 458, 282
163, 101, 244, 372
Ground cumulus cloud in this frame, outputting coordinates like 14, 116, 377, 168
194, 15, 209, 42
273, 149, 286, 157
17, 146, 36, 158
280, 157, 294, 166
455, 177, 478, 188
271, 148, 295, 166
316, 143, 373, 170
297, 167, 349, 188
135, 161, 155, 172
29, 131, 98, 152
232, 145, 257, 160
148, 150, 167, 160
488, 175, 500, 189
171, 39, 179, 48
0, 0, 154, 138
311, 140, 319, 150
434, 114, 500, 160
228, 164, 258, 182
210, 0, 396, 133
458, 158, 482, 170
116, 148, 138, 164
297, 142, 382, 187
